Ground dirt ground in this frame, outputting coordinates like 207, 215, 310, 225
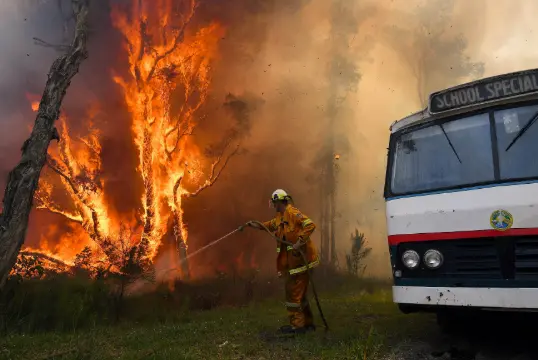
384, 312, 538, 360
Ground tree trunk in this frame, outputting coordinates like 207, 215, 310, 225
172, 210, 190, 280
319, 172, 327, 265
0, 0, 90, 287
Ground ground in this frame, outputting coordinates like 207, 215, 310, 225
1, 284, 536, 360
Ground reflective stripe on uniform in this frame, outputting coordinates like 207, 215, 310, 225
277, 245, 296, 253
285, 301, 301, 308
289, 258, 320, 275
278, 246, 294, 253
284, 300, 309, 309
302, 218, 313, 227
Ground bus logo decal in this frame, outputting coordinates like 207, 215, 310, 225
490, 209, 513, 231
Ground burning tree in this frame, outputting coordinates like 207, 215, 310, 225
0, 0, 90, 287
29, 0, 239, 280
111, 0, 236, 279
34, 109, 121, 267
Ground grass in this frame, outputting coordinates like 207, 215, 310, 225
0, 281, 437, 360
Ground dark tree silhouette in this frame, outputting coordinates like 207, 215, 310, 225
316, 0, 377, 268
0, 0, 90, 287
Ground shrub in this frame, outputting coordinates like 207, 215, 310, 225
345, 229, 372, 277
0, 274, 112, 332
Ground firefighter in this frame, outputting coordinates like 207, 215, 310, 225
244, 189, 319, 334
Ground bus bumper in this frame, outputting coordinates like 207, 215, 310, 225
393, 286, 538, 310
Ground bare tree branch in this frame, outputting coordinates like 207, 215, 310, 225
33, 0, 78, 52
47, 155, 103, 243
188, 144, 240, 198
46, 156, 79, 195
0, 0, 90, 287
19, 251, 73, 270
165, 126, 194, 158
33, 37, 71, 52
34, 198, 83, 223
145, 1, 198, 83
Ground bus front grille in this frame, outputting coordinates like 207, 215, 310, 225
515, 237, 538, 279
448, 241, 501, 278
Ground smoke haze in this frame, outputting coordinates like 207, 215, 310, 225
0, 0, 537, 278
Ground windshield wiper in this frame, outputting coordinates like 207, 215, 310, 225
505, 110, 538, 152
439, 124, 462, 164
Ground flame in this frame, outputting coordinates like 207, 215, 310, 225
18, 1, 229, 278
25, 92, 40, 112
32, 106, 116, 267
111, 0, 224, 263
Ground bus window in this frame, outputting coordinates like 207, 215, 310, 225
495, 105, 538, 180
391, 113, 494, 194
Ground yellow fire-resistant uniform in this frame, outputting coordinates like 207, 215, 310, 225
262, 204, 318, 329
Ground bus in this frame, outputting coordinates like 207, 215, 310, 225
384, 68, 538, 331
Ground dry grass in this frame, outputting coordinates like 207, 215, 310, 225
0, 274, 436, 359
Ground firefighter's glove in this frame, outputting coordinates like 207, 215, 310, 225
239, 221, 255, 232
292, 238, 305, 250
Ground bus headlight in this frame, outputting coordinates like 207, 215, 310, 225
424, 249, 443, 269
402, 250, 420, 269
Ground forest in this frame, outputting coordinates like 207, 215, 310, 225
0, 0, 532, 359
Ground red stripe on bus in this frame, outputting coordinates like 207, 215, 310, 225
388, 228, 538, 245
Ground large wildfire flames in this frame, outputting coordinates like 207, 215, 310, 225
13, 0, 238, 279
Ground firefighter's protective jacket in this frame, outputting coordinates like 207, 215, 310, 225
262, 205, 319, 275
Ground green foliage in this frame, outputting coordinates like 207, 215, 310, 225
339, 326, 383, 360
0, 269, 281, 333
0, 264, 389, 335
345, 229, 372, 277
0, 284, 433, 360
0, 275, 112, 332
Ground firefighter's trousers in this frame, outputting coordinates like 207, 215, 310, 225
284, 272, 314, 328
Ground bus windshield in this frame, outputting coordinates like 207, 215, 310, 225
390, 104, 538, 195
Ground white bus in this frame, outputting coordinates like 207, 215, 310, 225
384, 68, 538, 330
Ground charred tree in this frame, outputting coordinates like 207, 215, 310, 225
0, 0, 90, 287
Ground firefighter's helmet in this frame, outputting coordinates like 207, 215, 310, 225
269, 189, 292, 208
271, 189, 289, 202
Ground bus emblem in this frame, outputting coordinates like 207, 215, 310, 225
490, 209, 513, 231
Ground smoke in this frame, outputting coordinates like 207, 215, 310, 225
2, 0, 538, 279
190, 0, 538, 278
0, 1, 60, 173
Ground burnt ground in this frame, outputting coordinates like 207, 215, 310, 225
384, 312, 538, 360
